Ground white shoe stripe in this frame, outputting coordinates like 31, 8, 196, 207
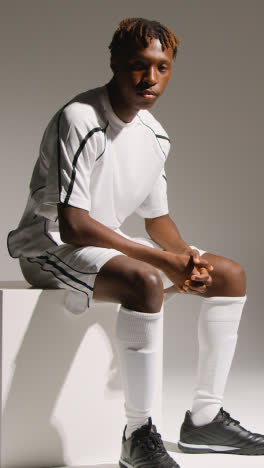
120, 458, 133, 468
179, 441, 240, 451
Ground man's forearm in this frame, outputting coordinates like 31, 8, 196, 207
58, 204, 173, 272
57, 205, 203, 291
145, 214, 192, 254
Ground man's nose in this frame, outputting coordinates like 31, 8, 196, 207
143, 66, 158, 86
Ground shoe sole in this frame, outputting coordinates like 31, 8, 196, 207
178, 440, 264, 455
120, 457, 180, 467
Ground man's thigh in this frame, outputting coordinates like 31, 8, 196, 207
19, 230, 208, 308
19, 243, 127, 308
93, 253, 162, 307
19, 237, 168, 310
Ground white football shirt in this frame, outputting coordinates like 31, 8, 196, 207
8, 85, 171, 257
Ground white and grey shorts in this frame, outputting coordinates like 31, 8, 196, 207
19, 228, 206, 309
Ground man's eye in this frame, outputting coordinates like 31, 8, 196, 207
128, 62, 145, 70
159, 65, 168, 72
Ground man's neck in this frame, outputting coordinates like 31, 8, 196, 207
106, 79, 138, 123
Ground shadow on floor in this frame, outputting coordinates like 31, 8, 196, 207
164, 440, 181, 453
2, 290, 121, 467
53, 465, 118, 468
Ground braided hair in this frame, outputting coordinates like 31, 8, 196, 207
109, 17, 180, 60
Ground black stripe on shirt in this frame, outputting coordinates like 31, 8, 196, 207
63, 123, 108, 205
57, 99, 77, 200
31, 185, 46, 198
57, 105, 68, 201
137, 114, 170, 159
96, 122, 109, 161
156, 134, 171, 143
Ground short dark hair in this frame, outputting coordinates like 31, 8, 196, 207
109, 17, 180, 60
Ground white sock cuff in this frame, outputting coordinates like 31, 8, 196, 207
119, 305, 163, 320
202, 295, 247, 305
200, 295, 246, 322
116, 305, 163, 348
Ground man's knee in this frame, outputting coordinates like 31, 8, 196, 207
93, 256, 164, 313
128, 267, 164, 313
211, 258, 247, 296
202, 252, 247, 297
222, 260, 246, 288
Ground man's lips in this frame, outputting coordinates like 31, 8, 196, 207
136, 90, 158, 99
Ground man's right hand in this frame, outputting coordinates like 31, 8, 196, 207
160, 250, 213, 294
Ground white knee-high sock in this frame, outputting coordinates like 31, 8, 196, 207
115, 304, 163, 439
191, 295, 247, 426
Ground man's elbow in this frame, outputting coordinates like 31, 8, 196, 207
145, 217, 155, 231
59, 215, 92, 246
58, 203, 83, 245
58, 214, 80, 245
59, 223, 76, 244
57, 204, 94, 246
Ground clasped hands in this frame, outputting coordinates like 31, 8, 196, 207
162, 249, 213, 295
179, 249, 213, 295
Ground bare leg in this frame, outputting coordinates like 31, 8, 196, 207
93, 254, 164, 313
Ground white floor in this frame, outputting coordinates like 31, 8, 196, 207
50, 453, 264, 468
51, 370, 264, 468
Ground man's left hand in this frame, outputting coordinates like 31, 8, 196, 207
180, 249, 213, 294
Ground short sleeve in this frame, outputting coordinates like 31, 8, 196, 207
41, 106, 101, 214
135, 169, 169, 219
57, 109, 98, 211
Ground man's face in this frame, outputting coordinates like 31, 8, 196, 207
112, 38, 174, 112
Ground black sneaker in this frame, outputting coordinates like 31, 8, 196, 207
119, 417, 180, 467
178, 407, 264, 455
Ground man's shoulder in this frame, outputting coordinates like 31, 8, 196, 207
137, 109, 170, 142
60, 86, 108, 130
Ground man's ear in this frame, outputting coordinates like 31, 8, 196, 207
110, 56, 118, 74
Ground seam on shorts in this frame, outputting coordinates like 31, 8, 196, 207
27, 257, 90, 306
46, 250, 99, 275
30, 255, 94, 292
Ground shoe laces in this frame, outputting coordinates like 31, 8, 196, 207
133, 422, 167, 458
220, 408, 240, 426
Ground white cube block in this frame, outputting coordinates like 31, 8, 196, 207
0, 282, 163, 468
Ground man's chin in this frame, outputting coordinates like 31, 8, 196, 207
136, 99, 157, 110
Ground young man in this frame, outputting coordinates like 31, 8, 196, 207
8, 17, 264, 468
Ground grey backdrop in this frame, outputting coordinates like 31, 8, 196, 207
1, 0, 263, 381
